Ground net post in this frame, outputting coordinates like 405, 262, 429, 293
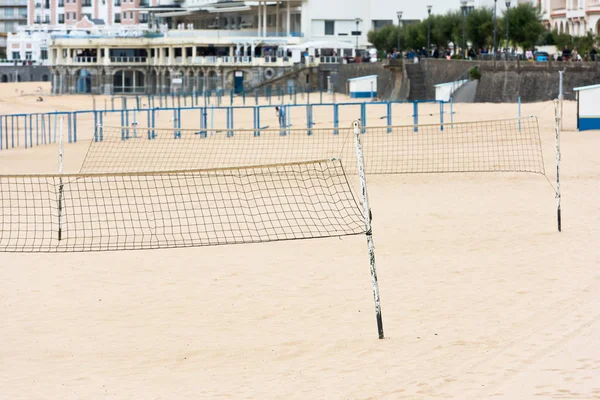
450, 97, 454, 128
386, 102, 392, 133
554, 100, 562, 232
518, 96, 521, 132
333, 104, 339, 135
57, 116, 64, 242
439, 101, 444, 132
353, 120, 385, 340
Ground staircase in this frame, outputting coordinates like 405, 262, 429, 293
405, 63, 427, 101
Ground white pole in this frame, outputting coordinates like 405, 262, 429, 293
558, 70, 564, 130
353, 120, 384, 340
57, 116, 64, 241
554, 100, 562, 232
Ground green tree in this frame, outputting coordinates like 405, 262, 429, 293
502, 3, 544, 49
401, 21, 427, 51
431, 11, 463, 53
465, 7, 494, 51
367, 24, 399, 54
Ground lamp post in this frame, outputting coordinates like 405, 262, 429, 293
460, 0, 467, 58
396, 11, 403, 54
427, 5, 432, 55
505, 1, 511, 54
493, 0, 497, 55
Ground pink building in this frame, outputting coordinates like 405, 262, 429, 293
27, 0, 158, 27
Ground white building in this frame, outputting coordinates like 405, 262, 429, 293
536, 0, 600, 36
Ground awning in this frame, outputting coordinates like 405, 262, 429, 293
154, 10, 193, 17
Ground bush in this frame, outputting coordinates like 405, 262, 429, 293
451, 54, 464, 60
469, 66, 481, 80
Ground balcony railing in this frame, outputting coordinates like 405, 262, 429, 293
73, 56, 97, 63
111, 56, 147, 63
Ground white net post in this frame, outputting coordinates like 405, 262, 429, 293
57, 116, 64, 241
353, 120, 384, 340
554, 100, 562, 232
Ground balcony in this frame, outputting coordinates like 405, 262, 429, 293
111, 56, 147, 63
82, 1, 92, 6
114, 0, 121, 6
73, 56, 97, 63
139, 0, 149, 5
58, 1, 64, 6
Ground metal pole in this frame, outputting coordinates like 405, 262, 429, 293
427, 8, 432, 54
553, 100, 562, 232
353, 120, 384, 340
462, 9, 466, 58
558, 70, 564, 130
57, 117, 64, 241
505, 3, 510, 53
493, 0, 497, 54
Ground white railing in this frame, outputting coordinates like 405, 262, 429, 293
110, 56, 147, 63
319, 56, 341, 64
73, 56, 97, 63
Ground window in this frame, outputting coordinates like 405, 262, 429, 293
12, 52, 20, 60
140, 13, 148, 23
58, 0, 64, 6
114, 13, 120, 22
72, 12, 76, 19
44, 15, 49, 23
19, 8, 27, 17
58, 13, 64, 23
40, 49, 48, 60
130, 12, 134, 19
114, 0, 120, 5
324, 20, 334, 35
25, 52, 32, 60
82, 0, 91, 5
83, 13, 91, 20
372, 20, 393, 31
5, 8, 14, 17
35, 16, 41, 23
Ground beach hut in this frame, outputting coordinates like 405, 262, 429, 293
347, 75, 378, 99
573, 84, 600, 131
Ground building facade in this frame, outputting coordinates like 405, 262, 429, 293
0, 0, 28, 58
536, 0, 600, 36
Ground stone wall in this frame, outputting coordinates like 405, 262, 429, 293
0, 65, 51, 83
475, 61, 600, 102
322, 63, 397, 100
419, 59, 477, 100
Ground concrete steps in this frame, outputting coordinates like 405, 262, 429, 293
405, 63, 427, 101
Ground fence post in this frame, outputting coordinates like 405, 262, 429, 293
306, 104, 313, 136
361, 102, 367, 133
413, 101, 419, 133
24, 115, 28, 149
387, 102, 392, 133
334, 104, 339, 135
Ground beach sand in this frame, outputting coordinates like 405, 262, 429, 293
0, 82, 598, 399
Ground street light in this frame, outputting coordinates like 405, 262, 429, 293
427, 5, 433, 55
493, 0, 497, 55
355, 18, 362, 52
505, 1, 511, 54
396, 11, 403, 53
460, 0, 467, 58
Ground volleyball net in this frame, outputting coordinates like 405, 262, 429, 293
82, 117, 545, 175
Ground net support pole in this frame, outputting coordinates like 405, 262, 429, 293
558, 70, 565, 131
333, 104, 339, 135
518, 96, 521, 132
57, 117, 64, 241
387, 102, 392, 133
440, 101, 444, 132
450, 97, 454, 128
353, 120, 384, 340
554, 100, 562, 232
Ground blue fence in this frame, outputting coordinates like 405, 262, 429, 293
0, 100, 451, 151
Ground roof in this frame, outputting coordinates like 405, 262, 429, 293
434, 79, 468, 88
347, 75, 378, 82
286, 40, 354, 50
573, 84, 600, 91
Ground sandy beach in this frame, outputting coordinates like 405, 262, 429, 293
0, 82, 598, 399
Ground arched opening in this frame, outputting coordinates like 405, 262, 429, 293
559, 21, 564, 34
149, 70, 158, 94
1, 74, 8, 83
16, 74, 21, 82
196, 70, 205, 93
76, 69, 92, 93
41, 74, 49, 82
113, 70, 145, 93
208, 70, 218, 91
565, 22, 570, 35
596, 20, 600, 36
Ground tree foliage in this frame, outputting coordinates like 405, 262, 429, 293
502, 3, 544, 49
